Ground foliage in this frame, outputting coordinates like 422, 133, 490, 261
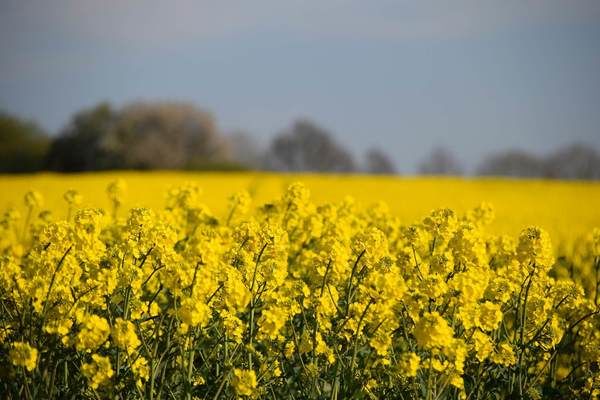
0, 182, 599, 399
46, 103, 120, 171
46, 102, 229, 172
477, 144, 600, 180
364, 147, 397, 174
0, 111, 49, 173
267, 119, 357, 172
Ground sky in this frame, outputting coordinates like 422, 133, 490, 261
1, 0, 599, 172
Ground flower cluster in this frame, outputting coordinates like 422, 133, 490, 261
0, 182, 598, 399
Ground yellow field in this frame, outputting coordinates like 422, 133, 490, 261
1, 172, 599, 244
2, 172, 599, 398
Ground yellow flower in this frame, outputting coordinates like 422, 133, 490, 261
132, 356, 150, 383
64, 189, 83, 206
111, 318, 141, 352
82, 354, 114, 389
75, 314, 110, 352
423, 208, 458, 241
231, 368, 257, 397
517, 227, 554, 269
220, 310, 245, 343
352, 227, 389, 265
228, 191, 252, 221
466, 203, 495, 227
282, 182, 310, 212
24, 190, 44, 209
592, 228, 600, 257
472, 331, 493, 362
429, 252, 454, 275
1, 180, 599, 399
414, 312, 454, 349
491, 342, 516, 367
284, 341, 295, 359
458, 301, 503, 332
44, 318, 73, 337
194, 374, 206, 386
418, 274, 448, 299
478, 301, 503, 331
451, 268, 490, 304
257, 306, 288, 341
398, 352, 420, 377
9, 342, 38, 371
106, 179, 127, 206
370, 330, 392, 357
178, 298, 211, 328
224, 275, 251, 312
449, 372, 464, 390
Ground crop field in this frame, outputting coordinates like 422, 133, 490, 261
1, 172, 599, 241
1, 172, 599, 399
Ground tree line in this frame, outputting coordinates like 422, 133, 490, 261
1, 101, 599, 179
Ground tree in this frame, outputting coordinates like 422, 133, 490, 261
46, 101, 230, 171
46, 103, 119, 171
544, 144, 600, 180
476, 149, 545, 178
107, 102, 228, 169
418, 147, 463, 176
0, 111, 49, 172
267, 119, 356, 172
476, 144, 600, 180
364, 147, 397, 174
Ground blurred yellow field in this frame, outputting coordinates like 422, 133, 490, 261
1, 172, 599, 243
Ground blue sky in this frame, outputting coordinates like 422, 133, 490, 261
1, 0, 599, 171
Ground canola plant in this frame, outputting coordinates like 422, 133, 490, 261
0, 181, 599, 399
1, 172, 599, 242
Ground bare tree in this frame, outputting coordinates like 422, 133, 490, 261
364, 147, 397, 174
267, 119, 356, 172
476, 149, 545, 178
418, 147, 463, 175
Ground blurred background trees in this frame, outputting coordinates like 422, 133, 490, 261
476, 149, 545, 178
45, 102, 236, 171
543, 144, 600, 180
418, 147, 464, 176
364, 148, 397, 174
46, 103, 119, 171
477, 145, 600, 180
1, 102, 599, 179
106, 102, 229, 170
0, 112, 49, 172
266, 119, 356, 172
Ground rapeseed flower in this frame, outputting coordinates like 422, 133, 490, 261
9, 342, 38, 371
111, 318, 140, 351
82, 354, 114, 389
0, 181, 598, 399
232, 368, 257, 397
414, 312, 455, 349
75, 314, 111, 352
